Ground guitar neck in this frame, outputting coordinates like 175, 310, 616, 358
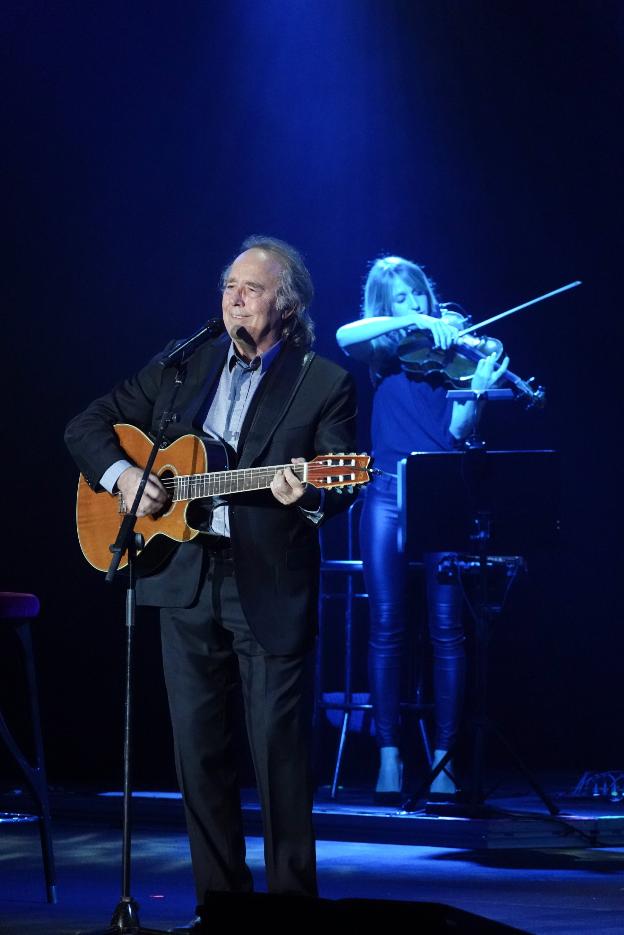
173, 463, 306, 502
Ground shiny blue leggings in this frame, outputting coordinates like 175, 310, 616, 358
360, 476, 466, 750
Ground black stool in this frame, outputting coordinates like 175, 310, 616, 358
0, 592, 57, 903
315, 500, 432, 797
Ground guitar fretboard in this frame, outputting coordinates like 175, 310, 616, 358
173, 463, 306, 502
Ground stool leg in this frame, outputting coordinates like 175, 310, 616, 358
329, 567, 356, 798
331, 710, 351, 799
15, 622, 57, 904
418, 715, 433, 768
414, 656, 433, 768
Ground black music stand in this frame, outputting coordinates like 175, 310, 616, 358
397, 447, 560, 817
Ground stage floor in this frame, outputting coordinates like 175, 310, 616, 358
1, 779, 623, 934
85, 779, 624, 850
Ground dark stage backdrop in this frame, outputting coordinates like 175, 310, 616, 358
1, 0, 622, 790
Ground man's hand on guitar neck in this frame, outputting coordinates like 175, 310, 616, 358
270, 457, 308, 507
116, 466, 169, 517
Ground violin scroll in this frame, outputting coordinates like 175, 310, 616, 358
520, 376, 546, 409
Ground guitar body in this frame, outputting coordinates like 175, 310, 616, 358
76, 423, 372, 574
76, 424, 217, 572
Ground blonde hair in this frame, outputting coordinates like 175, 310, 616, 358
361, 256, 439, 386
362, 256, 438, 318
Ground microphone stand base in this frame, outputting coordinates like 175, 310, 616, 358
79, 894, 167, 934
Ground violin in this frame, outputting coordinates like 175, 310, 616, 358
398, 308, 546, 409
396, 281, 582, 409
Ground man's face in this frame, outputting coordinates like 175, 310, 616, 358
222, 248, 289, 357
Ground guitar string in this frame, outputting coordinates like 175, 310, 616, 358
155, 459, 363, 499
158, 463, 305, 491
157, 460, 362, 487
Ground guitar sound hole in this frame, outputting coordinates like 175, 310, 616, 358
155, 469, 176, 519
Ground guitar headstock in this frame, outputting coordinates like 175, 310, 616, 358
306, 453, 372, 490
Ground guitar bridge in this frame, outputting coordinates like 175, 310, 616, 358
117, 493, 127, 514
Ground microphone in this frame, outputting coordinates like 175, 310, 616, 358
159, 318, 225, 368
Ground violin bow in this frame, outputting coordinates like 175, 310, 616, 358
456, 280, 582, 338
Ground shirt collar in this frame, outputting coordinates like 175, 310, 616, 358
227, 339, 283, 374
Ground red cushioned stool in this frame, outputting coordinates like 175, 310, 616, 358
0, 592, 57, 903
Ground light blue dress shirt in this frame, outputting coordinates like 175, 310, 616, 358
100, 339, 323, 536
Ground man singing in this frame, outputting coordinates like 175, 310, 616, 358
65, 236, 358, 927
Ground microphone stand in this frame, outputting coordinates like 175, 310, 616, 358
85, 323, 223, 934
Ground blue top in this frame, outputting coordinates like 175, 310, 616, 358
371, 371, 457, 474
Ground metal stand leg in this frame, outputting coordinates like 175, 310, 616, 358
84, 543, 165, 935
331, 712, 351, 799
0, 620, 58, 904
403, 550, 559, 817
18, 622, 57, 904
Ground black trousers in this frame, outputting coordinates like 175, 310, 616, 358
360, 475, 466, 750
160, 548, 317, 903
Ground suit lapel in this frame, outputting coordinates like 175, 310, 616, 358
237, 345, 315, 468
176, 333, 229, 431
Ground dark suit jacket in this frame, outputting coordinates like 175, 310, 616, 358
65, 334, 358, 654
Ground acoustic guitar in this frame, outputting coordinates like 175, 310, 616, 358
76, 423, 372, 572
